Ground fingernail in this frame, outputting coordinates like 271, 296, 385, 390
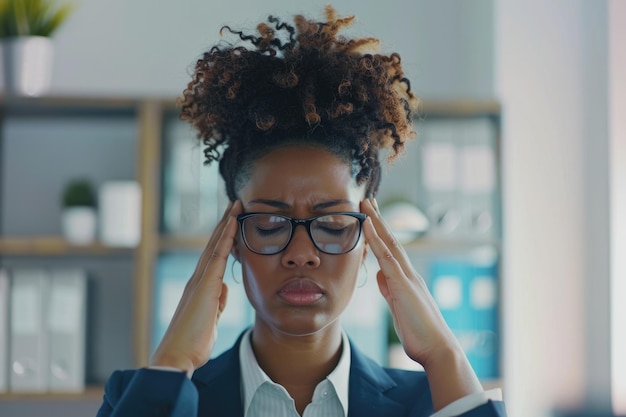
371, 198, 379, 211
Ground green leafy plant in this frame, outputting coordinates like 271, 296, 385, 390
0, 0, 75, 38
62, 179, 96, 208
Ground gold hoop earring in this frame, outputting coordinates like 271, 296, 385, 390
231, 259, 241, 284
358, 262, 369, 288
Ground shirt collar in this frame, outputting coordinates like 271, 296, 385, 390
239, 328, 351, 416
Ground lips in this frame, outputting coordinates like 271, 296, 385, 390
277, 278, 324, 306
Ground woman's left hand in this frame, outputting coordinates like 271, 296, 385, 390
360, 198, 483, 410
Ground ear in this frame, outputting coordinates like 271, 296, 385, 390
231, 245, 241, 263
360, 240, 369, 266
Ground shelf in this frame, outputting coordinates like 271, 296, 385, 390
0, 237, 136, 256
402, 236, 501, 253
418, 99, 500, 117
0, 386, 104, 402
159, 235, 208, 252
0, 94, 176, 112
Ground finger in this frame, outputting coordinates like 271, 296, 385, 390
185, 201, 241, 296
192, 201, 241, 283
361, 199, 418, 280
166, 213, 235, 336
197, 212, 240, 289
361, 198, 405, 257
362, 216, 411, 290
194, 200, 239, 278
198, 210, 237, 281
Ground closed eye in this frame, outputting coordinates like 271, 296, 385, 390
254, 224, 289, 236
316, 223, 354, 236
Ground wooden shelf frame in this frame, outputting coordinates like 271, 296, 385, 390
133, 100, 165, 367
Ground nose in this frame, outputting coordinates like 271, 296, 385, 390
280, 224, 321, 268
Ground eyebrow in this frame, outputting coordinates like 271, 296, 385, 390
247, 199, 354, 211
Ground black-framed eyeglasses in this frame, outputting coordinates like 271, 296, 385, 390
236, 212, 367, 255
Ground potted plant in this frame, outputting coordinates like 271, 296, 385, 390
0, 0, 75, 96
61, 179, 97, 244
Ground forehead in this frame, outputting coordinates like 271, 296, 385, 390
238, 145, 364, 207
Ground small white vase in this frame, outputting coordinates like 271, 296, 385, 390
0, 36, 54, 96
62, 207, 97, 245
99, 182, 142, 247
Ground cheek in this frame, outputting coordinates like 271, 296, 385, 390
239, 259, 263, 311
239, 253, 275, 298
328, 255, 363, 292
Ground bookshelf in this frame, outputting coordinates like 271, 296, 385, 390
0, 95, 503, 403
0, 95, 169, 403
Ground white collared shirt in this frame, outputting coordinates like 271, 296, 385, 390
239, 329, 350, 417
238, 329, 502, 417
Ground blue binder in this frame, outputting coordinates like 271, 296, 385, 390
466, 260, 499, 379
429, 256, 499, 379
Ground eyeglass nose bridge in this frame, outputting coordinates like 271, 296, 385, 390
286, 218, 317, 246
290, 218, 314, 228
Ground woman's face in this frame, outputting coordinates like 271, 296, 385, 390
234, 145, 368, 337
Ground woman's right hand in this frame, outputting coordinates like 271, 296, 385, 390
150, 200, 242, 375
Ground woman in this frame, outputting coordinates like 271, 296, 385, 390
97, 6, 506, 417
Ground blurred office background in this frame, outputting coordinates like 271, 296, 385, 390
0, 1, 624, 416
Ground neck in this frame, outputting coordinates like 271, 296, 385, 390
250, 319, 343, 413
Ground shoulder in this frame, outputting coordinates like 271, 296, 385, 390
383, 366, 429, 387
104, 368, 191, 396
349, 343, 432, 412
191, 336, 242, 387
98, 368, 197, 417
382, 365, 432, 407
102, 369, 141, 403
349, 342, 429, 390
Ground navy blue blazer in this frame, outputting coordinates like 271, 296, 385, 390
96, 334, 506, 417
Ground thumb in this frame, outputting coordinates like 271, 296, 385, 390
376, 270, 391, 302
216, 282, 229, 321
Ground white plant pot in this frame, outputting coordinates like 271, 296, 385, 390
62, 207, 97, 245
0, 36, 54, 97
98, 181, 142, 247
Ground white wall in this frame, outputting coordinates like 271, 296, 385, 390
47, 0, 494, 99
496, 1, 613, 416
609, 0, 626, 413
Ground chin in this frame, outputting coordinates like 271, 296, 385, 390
258, 310, 340, 337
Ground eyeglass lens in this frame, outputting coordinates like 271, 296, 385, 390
241, 214, 362, 255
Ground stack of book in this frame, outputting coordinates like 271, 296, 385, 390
0, 267, 87, 394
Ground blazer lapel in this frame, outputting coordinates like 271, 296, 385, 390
347, 344, 407, 417
192, 335, 246, 417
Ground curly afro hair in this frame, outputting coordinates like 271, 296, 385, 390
179, 5, 419, 200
